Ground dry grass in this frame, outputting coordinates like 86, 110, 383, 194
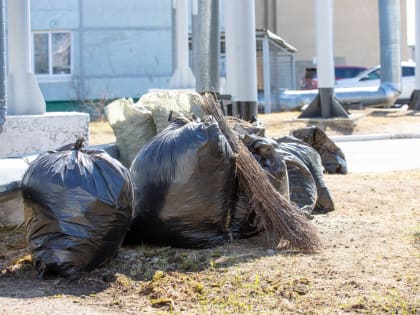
258, 107, 420, 138
89, 107, 420, 145
1, 170, 419, 314
0, 106, 419, 314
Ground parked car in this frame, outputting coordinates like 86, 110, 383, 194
335, 61, 416, 103
300, 65, 368, 89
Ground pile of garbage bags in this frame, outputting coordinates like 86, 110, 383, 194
21, 91, 347, 277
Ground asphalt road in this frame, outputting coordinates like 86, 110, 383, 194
336, 138, 420, 173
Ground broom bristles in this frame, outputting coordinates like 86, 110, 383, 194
202, 94, 322, 252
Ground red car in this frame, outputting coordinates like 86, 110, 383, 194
300, 65, 368, 89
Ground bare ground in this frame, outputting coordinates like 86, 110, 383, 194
1, 107, 419, 314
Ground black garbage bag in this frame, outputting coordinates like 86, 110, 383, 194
290, 126, 347, 174
126, 117, 236, 248
241, 134, 317, 215
22, 139, 134, 279
275, 136, 335, 213
231, 134, 290, 238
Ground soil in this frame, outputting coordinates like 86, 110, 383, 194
1, 107, 419, 314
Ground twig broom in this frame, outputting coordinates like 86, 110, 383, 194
202, 94, 322, 252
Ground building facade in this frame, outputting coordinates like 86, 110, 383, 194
31, 0, 172, 102
255, 0, 411, 87
30, 1, 412, 103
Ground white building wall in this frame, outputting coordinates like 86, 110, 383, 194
30, 0, 173, 101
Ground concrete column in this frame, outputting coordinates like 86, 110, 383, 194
0, 0, 6, 132
7, 0, 45, 115
413, 0, 420, 110
169, 0, 195, 89
316, 0, 335, 118
416, 0, 420, 89
299, 0, 348, 119
224, 0, 257, 121
315, 0, 335, 89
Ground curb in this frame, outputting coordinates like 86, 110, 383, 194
331, 133, 420, 142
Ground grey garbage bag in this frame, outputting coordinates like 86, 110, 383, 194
291, 126, 347, 174
22, 139, 134, 279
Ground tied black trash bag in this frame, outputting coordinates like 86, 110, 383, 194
275, 137, 335, 213
241, 134, 317, 215
231, 134, 290, 239
126, 118, 236, 248
22, 138, 134, 279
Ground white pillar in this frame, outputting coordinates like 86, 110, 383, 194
224, 0, 257, 119
7, 0, 45, 115
415, 0, 420, 89
315, 0, 335, 88
169, 0, 195, 89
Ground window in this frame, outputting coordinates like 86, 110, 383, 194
402, 66, 415, 77
33, 31, 72, 77
364, 69, 381, 81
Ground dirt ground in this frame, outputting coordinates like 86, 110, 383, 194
1, 107, 419, 314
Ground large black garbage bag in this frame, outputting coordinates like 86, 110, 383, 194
275, 136, 335, 213
126, 118, 236, 248
291, 126, 347, 174
241, 134, 317, 215
22, 139, 134, 279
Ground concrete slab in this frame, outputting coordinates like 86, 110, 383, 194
0, 157, 30, 194
290, 112, 365, 131
0, 112, 90, 158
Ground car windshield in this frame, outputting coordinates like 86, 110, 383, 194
360, 65, 415, 80
335, 67, 366, 78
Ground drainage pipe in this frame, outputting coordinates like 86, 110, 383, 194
279, 83, 400, 111
0, 0, 6, 133
379, 0, 401, 89
278, 0, 401, 112
194, 0, 220, 94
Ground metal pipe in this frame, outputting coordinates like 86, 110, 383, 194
262, 35, 271, 113
0, 0, 7, 133
279, 83, 400, 111
191, 0, 198, 75
194, 0, 220, 93
379, 0, 401, 89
